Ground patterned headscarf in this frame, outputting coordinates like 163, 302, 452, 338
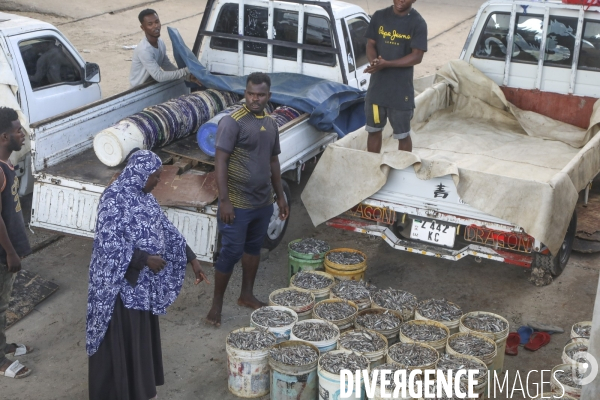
86, 150, 187, 356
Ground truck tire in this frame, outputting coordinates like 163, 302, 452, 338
262, 180, 291, 250
532, 211, 577, 277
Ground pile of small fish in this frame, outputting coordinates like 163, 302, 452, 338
462, 314, 507, 333
314, 301, 356, 321
436, 354, 486, 380
371, 363, 407, 390
326, 251, 365, 265
252, 307, 296, 327
227, 329, 276, 351
417, 299, 462, 322
331, 280, 372, 301
573, 323, 591, 339
554, 368, 583, 389
269, 344, 319, 366
372, 289, 418, 314
388, 343, 438, 367
292, 271, 333, 290
290, 238, 329, 254
271, 289, 313, 308
356, 311, 402, 330
566, 343, 589, 363
426, 381, 471, 400
292, 321, 338, 342
448, 335, 495, 357
400, 322, 448, 342
339, 329, 387, 352
320, 352, 369, 374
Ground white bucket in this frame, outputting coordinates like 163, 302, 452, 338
337, 329, 389, 368
355, 308, 404, 345
562, 340, 590, 371
399, 320, 450, 355
93, 121, 146, 167
371, 290, 418, 322
459, 311, 509, 373
530, 393, 577, 400
318, 350, 369, 400
414, 300, 462, 335
226, 327, 275, 398
446, 332, 497, 368
387, 342, 439, 372
570, 321, 591, 343
290, 271, 336, 303
550, 364, 582, 399
368, 363, 422, 400
250, 306, 298, 343
268, 341, 320, 400
290, 319, 340, 354
313, 299, 358, 332
269, 288, 315, 321
436, 353, 488, 399
330, 291, 371, 311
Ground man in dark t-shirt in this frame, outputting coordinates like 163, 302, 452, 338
364, 0, 427, 153
206, 73, 289, 327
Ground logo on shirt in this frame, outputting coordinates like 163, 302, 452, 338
260, 126, 266, 131
378, 26, 411, 41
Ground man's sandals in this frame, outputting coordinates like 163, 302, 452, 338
6, 343, 33, 357
0, 360, 31, 379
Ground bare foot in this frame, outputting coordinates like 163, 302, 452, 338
0, 359, 30, 378
237, 295, 266, 310
205, 306, 222, 327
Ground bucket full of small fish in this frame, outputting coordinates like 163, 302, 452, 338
288, 239, 330, 281
562, 340, 591, 371
446, 333, 497, 368
338, 329, 388, 368
371, 289, 418, 322
269, 288, 315, 321
355, 308, 403, 345
318, 350, 370, 400
436, 353, 488, 398
387, 342, 439, 371
399, 320, 450, 354
415, 298, 463, 335
330, 280, 374, 310
313, 299, 358, 332
571, 321, 591, 344
250, 306, 298, 343
226, 327, 277, 398
368, 363, 416, 400
530, 393, 578, 400
459, 311, 509, 373
268, 341, 320, 400
323, 248, 367, 281
551, 363, 583, 398
290, 319, 340, 354
290, 271, 336, 303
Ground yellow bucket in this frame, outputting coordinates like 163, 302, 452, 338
323, 248, 367, 281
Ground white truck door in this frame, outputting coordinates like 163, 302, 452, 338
343, 14, 370, 91
7, 30, 101, 124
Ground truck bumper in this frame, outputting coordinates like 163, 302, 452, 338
326, 217, 533, 268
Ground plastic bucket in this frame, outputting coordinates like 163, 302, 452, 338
562, 339, 590, 371
330, 291, 371, 311
268, 341, 320, 400
290, 271, 336, 303
93, 121, 146, 167
338, 329, 388, 368
355, 308, 404, 345
226, 327, 276, 398
436, 354, 488, 399
459, 312, 509, 373
269, 288, 315, 322
530, 393, 577, 400
571, 321, 591, 343
290, 319, 340, 354
387, 342, 439, 372
288, 255, 325, 282
288, 238, 330, 260
196, 104, 241, 157
250, 306, 298, 343
318, 350, 369, 400
446, 332, 497, 368
399, 320, 450, 355
371, 290, 418, 322
313, 299, 358, 333
324, 248, 368, 281
550, 364, 582, 398
414, 301, 462, 335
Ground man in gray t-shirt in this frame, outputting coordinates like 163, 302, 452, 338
129, 9, 190, 88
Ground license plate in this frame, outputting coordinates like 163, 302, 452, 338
410, 219, 456, 247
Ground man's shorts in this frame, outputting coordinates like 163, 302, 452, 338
365, 103, 414, 140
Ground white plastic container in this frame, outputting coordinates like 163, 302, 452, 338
93, 121, 146, 167
571, 321, 591, 343
459, 311, 509, 373
269, 341, 320, 400
530, 393, 577, 400
313, 299, 358, 332
447, 332, 497, 368
226, 327, 276, 398
290, 271, 336, 303
562, 339, 590, 371
337, 329, 389, 368
399, 320, 450, 355
290, 319, 340, 354
414, 299, 462, 335
250, 306, 298, 343
318, 350, 369, 400
551, 364, 582, 399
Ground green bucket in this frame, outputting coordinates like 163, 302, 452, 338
288, 255, 325, 282
288, 239, 330, 260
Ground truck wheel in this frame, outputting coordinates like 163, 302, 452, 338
532, 211, 577, 277
263, 180, 291, 250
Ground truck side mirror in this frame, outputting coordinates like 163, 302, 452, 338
84, 62, 101, 87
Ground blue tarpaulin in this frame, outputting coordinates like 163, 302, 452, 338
168, 27, 366, 137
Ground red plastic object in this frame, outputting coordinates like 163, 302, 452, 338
562, 0, 600, 9
524, 332, 551, 351
506, 332, 521, 356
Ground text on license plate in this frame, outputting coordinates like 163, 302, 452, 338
410, 219, 456, 247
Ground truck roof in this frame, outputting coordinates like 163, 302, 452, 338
0, 11, 57, 36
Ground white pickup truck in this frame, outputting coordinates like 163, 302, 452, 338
314, 0, 600, 280
1, 0, 373, 262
